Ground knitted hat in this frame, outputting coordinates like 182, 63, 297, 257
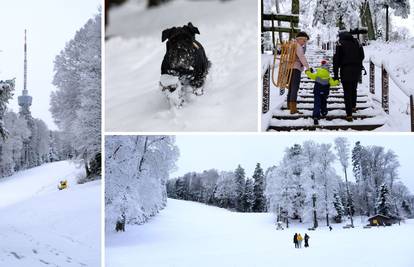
296, 31, 310, 40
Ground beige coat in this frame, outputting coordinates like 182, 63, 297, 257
293, 42, 309, 72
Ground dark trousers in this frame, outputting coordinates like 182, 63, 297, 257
342, 81, 358, 116
287, 69, 301, 102
313, 86, 329, 119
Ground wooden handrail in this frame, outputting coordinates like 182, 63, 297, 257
369, 57, 414, 131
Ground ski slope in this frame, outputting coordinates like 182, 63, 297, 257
106, 198, 414, 267
105, 0, 258, 132
0, 161, 101, 267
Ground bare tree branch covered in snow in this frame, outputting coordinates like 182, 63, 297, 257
105, 136, 179, 230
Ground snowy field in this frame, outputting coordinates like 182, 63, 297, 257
107, 198, 414, 267
106, 0, 258, 132
0, 161, 101, 267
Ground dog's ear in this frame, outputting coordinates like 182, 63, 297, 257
187, 22, 200, 35
162, 27, 176, 42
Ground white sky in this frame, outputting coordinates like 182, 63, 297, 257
173, 134, 414, 193
0, 0, 101, 130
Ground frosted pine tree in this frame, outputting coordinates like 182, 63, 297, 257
376, 183, 392, 217
333, 192, 345, 223
252, 163, 266, 212
242, 178, 255, 212
234, 165, 246, 212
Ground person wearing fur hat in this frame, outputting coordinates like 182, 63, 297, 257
287, 31, 310, 114
305, 60, 340, 125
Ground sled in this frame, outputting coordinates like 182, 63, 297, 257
58, 180, 68, 190
275, 40, 296, 93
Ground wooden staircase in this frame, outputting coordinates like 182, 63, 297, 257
267, 48, 386, 131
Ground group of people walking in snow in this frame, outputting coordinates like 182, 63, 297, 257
293, 233, 309, 248
287, 30, 365, 125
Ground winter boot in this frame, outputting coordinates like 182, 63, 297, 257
313, 119, 319, 125
290, 102, 303, 115
346, 115, 353, 122
352, 107, 357, 113
287, 101, 291, 110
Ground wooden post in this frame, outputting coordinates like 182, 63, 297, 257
381, 64, 389, 114
370, 61, 375, 94
410, 95, 414, 132
291, 0, 299, 39
385, 4, 389, 42
262, 67, 270, 114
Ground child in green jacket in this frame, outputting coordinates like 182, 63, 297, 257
305, 60, 340, 125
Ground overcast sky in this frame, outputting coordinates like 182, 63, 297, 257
0, 0, 101, 130
173, 134, 414, 193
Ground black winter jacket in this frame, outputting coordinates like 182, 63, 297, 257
333, 32, 365, 82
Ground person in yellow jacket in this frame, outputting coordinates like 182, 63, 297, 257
305, 60, 340, 125
297, 233, 303, 248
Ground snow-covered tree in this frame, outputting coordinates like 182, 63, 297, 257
333, 191, 345, 223
214, 171, 238, 209
51, 12, 101, 179
105, 136, 179, 229
0, 79, 15, 140
253, 163, 266, 212
376, 183, 392, 217
334, 137, 354, 227
242, 178, 255, 212
234, 165, 246, 212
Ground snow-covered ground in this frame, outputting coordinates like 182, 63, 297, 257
107, 198, 414, 267
0, 161, 101, 267
106, 0, 258, 132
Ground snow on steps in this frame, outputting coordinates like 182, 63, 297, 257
267, 47, 386, 131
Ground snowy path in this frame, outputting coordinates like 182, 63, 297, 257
105, 0, 257, 131
107, 199, 414, 267
0, 161, 101, 267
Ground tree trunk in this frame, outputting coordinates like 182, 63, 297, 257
312, 193, 318, 228
360, 1, 376, 40
344, 168, 354, 227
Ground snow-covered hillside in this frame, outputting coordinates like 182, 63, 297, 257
105, 0, 258, 132
107, 198, 414, 267
0, 161, 101, 266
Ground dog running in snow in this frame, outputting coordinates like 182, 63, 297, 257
159, 22, 210, 108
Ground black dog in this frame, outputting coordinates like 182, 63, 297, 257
161, 22, 210, 90
115, 215, 125, 232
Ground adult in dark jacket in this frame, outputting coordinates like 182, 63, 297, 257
333, 31, 365, 121
304, 233, 310, 248
293, 233, 298, 248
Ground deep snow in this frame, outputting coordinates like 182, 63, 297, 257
106, 198, 414, 267
105, 0, 258, 132
0, 161, 101, 267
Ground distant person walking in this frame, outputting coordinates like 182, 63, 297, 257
293, 233, 298, 248
333, 31, 365, 122
297, 233, 303, 248
304, 233, 310, 248
287, 31, 310, 114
